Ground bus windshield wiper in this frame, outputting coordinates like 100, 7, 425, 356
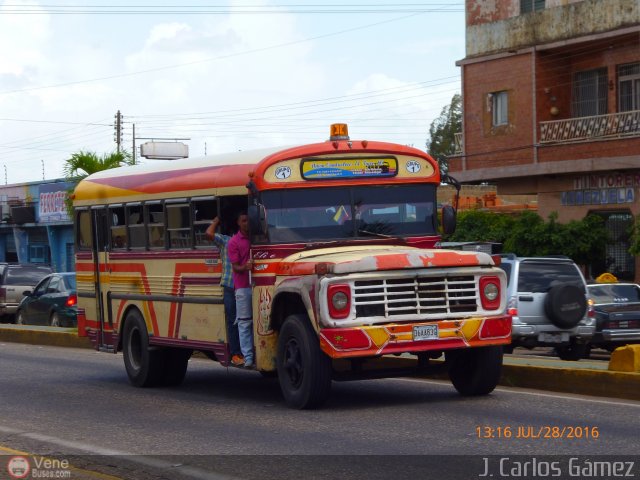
357, 229, 405, 242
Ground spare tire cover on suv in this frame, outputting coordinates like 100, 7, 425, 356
544, 284, 587, 329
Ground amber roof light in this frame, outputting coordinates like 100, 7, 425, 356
329, 123, 349, 141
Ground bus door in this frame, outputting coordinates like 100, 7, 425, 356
91, 206, 113, 351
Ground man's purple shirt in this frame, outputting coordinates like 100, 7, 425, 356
228, 230, 251, 289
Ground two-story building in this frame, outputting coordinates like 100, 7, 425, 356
450, 0, 640, 280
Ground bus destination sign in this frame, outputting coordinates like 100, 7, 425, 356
301, 157, 398, 180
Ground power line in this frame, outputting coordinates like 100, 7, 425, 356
0, 3, 464, 15
0, 12, 435, 96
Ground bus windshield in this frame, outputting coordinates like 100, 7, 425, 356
261, 184, 437, 243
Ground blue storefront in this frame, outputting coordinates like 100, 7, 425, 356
0, 179, 75, 272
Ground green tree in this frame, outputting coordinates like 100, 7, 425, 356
426, 93, 461, 175
447, 209, 514, 244
447, 209, 608, 267
63, 150, 134, 181
63, 150, 134, 214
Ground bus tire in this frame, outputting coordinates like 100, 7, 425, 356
122, 310, 165, 387
277, 314, 332, 409
162, 348, 192, 386
447, 346, 503, 396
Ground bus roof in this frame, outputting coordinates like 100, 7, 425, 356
72, 139, 438, 206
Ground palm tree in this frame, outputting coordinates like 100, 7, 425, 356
63, 150, 135, 215
63, 150, 135, 181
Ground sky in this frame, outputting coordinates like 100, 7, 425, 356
0, 1, 465, 184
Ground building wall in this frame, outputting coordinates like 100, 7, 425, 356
465, 0, 639, 57
0, 179, 74, 271
457, 53, 535, 172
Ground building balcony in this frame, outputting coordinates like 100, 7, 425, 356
539, 110, 640, 144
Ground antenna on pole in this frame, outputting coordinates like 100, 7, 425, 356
3, 165, 6, 185
41, 160, 45, 180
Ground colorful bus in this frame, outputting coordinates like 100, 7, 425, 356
73, 124, 511, 409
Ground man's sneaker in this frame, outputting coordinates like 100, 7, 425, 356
243, 360, 255, 369
231, 355, 245, 366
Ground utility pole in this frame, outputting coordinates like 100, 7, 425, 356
114, 110, 122, 153
3, 165, 6, 185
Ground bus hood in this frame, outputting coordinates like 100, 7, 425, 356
279, 245, 495, 275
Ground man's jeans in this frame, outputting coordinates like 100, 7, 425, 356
235, 287, 254, 364
223, 286, 240, 357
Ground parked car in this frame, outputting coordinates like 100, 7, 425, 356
586, 282, 640, 353
0, 264, 53, 322
499, 254, 595, 360
16, 273, 77, 327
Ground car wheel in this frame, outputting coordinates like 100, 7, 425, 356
277, 314, 332, 409
447, 346, 503, 396
49, 312, 61, 328
544, 284, 587, 329
122, 309, 166, 387
16, 310, 25, 325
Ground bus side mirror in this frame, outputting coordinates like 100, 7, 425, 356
442, 205, 456, 235
248, 204, 267, 236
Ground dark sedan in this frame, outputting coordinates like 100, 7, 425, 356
587, 283, 640, 352
16, 273, 77, 327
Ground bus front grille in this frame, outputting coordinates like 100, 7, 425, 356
353, 275, 478, 319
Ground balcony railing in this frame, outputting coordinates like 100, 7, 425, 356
454, 132, 463, 154
540, 110, 640, 144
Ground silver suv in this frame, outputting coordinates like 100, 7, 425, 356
0, 264, 53, 322
499, 254, 595, 360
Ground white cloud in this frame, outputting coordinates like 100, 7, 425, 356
0, 1, 51, 77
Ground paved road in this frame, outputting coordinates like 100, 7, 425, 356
1, 342, 639, 479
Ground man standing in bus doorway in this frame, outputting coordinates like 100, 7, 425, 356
228, 211, 254, 368
206, 216, 244, 367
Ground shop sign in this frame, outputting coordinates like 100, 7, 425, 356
38, 183, 71, 222
561, 188, 634, 206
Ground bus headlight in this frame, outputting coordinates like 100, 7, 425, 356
328, 284, 351, 319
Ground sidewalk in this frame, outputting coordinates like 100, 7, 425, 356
1, 324, 639, 402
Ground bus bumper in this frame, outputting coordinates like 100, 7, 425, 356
319, 315, 512, 359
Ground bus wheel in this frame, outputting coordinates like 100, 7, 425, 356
122, 310, 165, 387
162, 348, 192, 386
447, 346, 503, 396
277, 314, 332, 409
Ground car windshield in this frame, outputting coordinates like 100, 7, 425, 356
260, 184, 437, 243
588, 284, 640, 304
517, 262, 584, 293
5, 267, 52, 284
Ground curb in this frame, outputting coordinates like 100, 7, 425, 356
0, 325, 92, 350
1, 326, 639, 402
499, 363, 640, 401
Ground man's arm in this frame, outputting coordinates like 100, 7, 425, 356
205, 217, 220, 240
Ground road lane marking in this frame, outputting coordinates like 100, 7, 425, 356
388, 377, 640, 408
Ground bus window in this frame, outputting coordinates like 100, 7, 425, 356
127, 204, 145, 249
110, 206, 127, 249
167, 203, 191, 249
146, 203, 165, 249
260, 184, 437, 243
76, 210, 92, 250
193, 197, 217, 247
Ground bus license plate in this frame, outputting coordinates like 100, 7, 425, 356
413, 324, 439, 341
